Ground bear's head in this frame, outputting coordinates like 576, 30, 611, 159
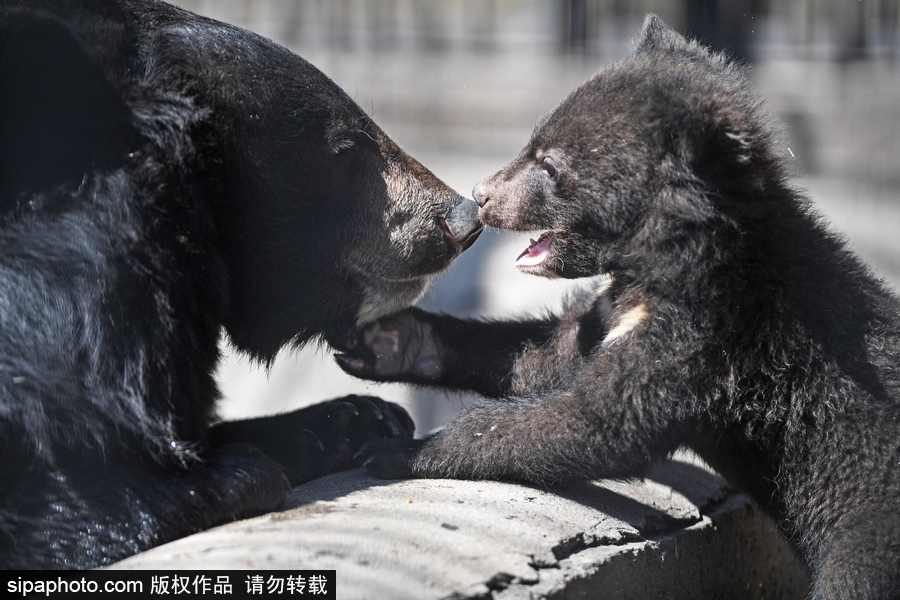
217, 80, 482, 359
0, 2, 483, 364
149, 18, 485, 360
472, 14, 783, 280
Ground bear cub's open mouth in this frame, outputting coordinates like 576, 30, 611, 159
515, 232, 554, 268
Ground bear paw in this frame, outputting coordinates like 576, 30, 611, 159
334, 310, 444, 382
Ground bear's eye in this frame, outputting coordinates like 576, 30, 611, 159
541, 157, 559, 180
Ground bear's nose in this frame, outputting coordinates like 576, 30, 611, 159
442, 197, 483, 252
472, 181, 490, 207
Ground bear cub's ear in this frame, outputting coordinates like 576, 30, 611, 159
632, 16, 761, 184
653, 96, 756, 171
633, 14, 689, 55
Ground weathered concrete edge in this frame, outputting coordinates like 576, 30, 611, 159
491, 493, 811, 600
108, 459, 811, 600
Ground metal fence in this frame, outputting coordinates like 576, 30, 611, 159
175, 0, 900, 61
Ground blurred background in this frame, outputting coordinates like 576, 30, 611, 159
168, 0, 900, 434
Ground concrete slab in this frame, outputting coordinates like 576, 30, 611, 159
108, 459, 809, 600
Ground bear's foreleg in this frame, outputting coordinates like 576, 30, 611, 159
357, 342, 693, 483
335, 307, 559, 398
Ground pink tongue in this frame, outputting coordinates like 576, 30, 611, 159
515, 233, 552, 267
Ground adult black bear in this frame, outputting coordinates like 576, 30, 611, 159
0, 0, 481, 569
340, 15, 900, 600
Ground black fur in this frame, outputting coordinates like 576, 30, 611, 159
340, 16, 900, 599
0, 0, 480, 569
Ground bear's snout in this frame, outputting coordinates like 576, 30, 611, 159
472, 180, 491, 207
441, 197, 483, 251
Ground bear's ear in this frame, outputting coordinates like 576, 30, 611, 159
633, 14, 689, 55
0, 9, 137, 198
650, 86, 757, 186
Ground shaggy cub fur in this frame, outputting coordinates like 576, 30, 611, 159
340, 15, 900, 599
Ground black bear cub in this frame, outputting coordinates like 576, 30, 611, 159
340, 15, 900, 600
1, 0, 481, 569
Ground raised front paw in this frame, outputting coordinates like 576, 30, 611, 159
355, 437, 425, 479
334, 309, 445, 382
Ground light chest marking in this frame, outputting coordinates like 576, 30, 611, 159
602, 302, 649, 345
